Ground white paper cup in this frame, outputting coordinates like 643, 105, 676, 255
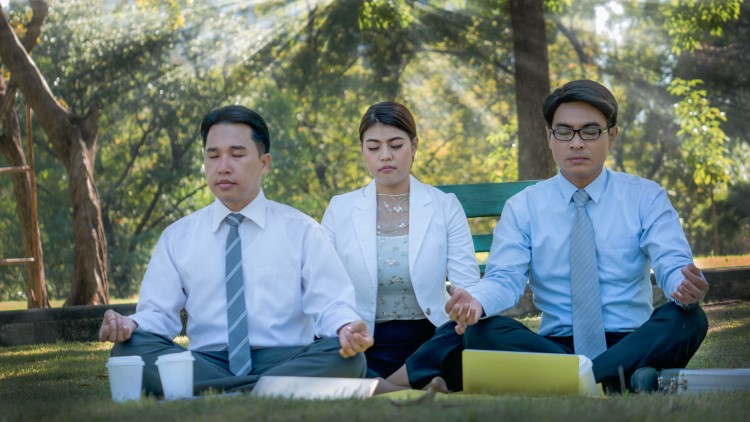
106, 355, 145, 402
155, 351, 195, 400
578, 355, 599, 397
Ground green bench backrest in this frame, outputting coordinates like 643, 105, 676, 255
437, 181, 538, 273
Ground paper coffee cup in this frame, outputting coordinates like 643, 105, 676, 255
106, 355, 145, 402
578, 355, 599, 397
155, 351, 195, 400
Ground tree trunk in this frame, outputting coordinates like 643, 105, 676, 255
711, 189, 719, 255
510, 0, 556, 181
0, 1, 109, 305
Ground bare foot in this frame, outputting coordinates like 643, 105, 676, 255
425, 376, 449, 394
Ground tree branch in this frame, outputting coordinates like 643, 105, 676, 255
146, 184, 206, 232
0, 1, 70, 136
21, 0, 48, 52
552, 16, 592, 66
0, 0, 46, 117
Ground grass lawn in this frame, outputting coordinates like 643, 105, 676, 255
0, 296, 138, 312
1, 302, 749, 421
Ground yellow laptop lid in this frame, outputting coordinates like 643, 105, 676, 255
462, 349, 580, 396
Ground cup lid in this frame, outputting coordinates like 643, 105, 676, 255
106, 355, 145, 367
155, 351, 195, 365
577, 355, 593, 375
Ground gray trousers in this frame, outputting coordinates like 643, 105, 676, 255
111, 331, 367, 396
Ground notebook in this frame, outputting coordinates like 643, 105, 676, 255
462, 349, 581, 396
250, 376, 378, 400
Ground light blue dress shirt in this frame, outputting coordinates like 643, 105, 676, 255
468, 168, 695, 337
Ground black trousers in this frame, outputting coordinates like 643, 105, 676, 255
366, 319, 436, 380
464, 302, 708, 393
366, 319, 465, 391
405, 321, 464, 391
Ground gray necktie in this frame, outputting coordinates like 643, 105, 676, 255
225, 213, 252, 375
570, 190, 607, 359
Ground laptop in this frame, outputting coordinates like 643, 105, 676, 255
462, 349, 581, 396
250, 376, 378, 400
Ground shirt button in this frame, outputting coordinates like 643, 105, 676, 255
425, 308, 431, 316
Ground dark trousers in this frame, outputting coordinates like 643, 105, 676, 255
366, 319, 435, 379
405, 321, 464, 391
111, 331, 366, 396
366, 319, 464, 391
464, 302, 708, 393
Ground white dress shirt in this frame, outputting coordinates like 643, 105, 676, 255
131, 191, 360, 351
468, 168, 696, 337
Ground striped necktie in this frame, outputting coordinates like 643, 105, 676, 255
570, 190, 607, 359
225, 213, 252, 375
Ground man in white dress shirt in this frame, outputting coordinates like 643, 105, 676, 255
98, 105, 373, 396
447, 80, 709, 393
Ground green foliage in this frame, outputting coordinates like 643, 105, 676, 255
544, 0, 572, 15
134, 0, 193, 29
691, 173, 750, 256
668, 78, 731, 189
663, 0, 741, 54
0, 165, 25, 301
4, 0, 239, 297
257, 0, 524, 220
1, 0, 749, 299
359, 0, 416, 30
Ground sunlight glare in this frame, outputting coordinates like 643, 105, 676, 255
595, 1, 626, 46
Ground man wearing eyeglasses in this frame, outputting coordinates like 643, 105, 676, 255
447, 79, 709, 394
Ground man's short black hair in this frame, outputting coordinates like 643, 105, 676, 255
543, 80, 618, 128
200, 105, 270, 154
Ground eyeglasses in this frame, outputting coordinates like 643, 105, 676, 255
550, 127, 610, 141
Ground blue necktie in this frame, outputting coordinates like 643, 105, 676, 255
225, 213, 252, 375
570, 190, 607, 359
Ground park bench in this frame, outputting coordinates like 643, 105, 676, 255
437, 180, 539, 274
436, 180, 539, 316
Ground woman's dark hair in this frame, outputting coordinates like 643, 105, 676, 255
200, 105, 270, 154
359, 102, 417, 143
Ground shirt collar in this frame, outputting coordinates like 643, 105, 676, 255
210, 190, 268, 232
557, 168, 609, 204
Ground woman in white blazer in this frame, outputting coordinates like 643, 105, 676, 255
322, 102, 480, 393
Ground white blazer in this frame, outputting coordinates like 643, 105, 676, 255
322, 176, 480, 332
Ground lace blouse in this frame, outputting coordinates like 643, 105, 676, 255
374, 193, 426, 322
